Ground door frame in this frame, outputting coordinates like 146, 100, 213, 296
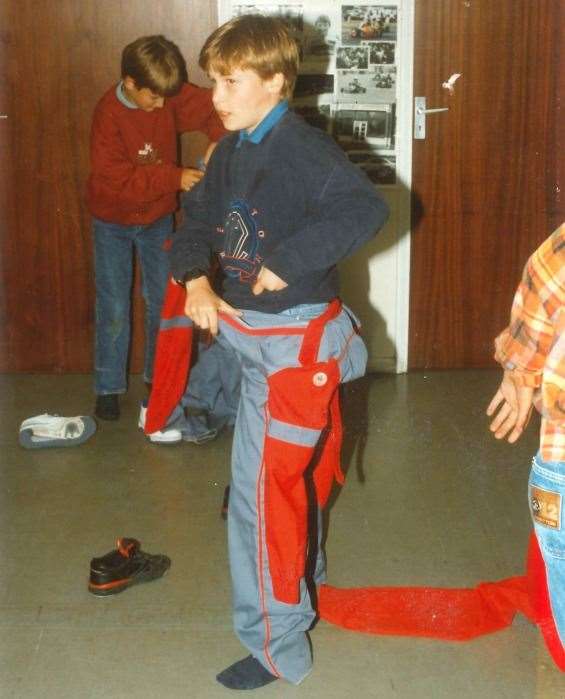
392, 0, 414, 372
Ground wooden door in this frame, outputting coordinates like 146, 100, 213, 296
0, 0, 218, 373
409, 0, 564, 369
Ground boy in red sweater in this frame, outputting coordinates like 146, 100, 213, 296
86, 35, 225, 420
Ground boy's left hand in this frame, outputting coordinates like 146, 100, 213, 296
486, 370, 534, 443
252, 267, 288, 296
180, 168, 204, 191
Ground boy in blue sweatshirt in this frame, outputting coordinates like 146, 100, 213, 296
171, 14, 389, 690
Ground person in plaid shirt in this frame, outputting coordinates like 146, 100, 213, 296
487, 222, 565, 654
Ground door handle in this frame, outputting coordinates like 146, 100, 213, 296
414, 97, 449, 139
417, 107, 449, 114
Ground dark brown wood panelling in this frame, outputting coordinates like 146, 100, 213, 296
0, 0, 217, 372
409, 0, 563, 368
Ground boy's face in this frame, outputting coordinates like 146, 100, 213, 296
123, 77, 165, 112
209, 67, 283, 133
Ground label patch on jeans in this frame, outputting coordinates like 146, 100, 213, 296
530, 486, 562, 529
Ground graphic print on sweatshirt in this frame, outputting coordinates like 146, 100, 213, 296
136, 143, 161, 165
219, 199, 264, 283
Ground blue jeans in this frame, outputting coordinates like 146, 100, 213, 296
529, 452, 565, 648
93, 215, 171, 395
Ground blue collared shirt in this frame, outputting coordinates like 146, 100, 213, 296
116, 81, 138, 109
237, 100, 289, 146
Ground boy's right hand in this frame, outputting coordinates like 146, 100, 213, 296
486, 370, 534, 443
183, 276, 241, 336
180, 168, 204, 191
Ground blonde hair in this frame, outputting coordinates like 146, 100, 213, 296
199, 15, 299, 99
121, 35, 187, 97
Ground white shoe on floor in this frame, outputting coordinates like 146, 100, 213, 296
138, 404, 182, 445
19, 413, 97, 449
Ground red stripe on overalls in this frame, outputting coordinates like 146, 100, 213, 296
256, 409, 281, 677
219, 313, 306, 336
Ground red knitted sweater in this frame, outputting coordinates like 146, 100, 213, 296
86, 82, 225, 226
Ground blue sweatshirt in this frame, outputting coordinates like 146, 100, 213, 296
171, 104, 389, 313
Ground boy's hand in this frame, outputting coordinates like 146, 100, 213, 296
180, 168, 204, 191
252, 267, 288, 296
183, 276, 241, 336
486, 370, 534, 443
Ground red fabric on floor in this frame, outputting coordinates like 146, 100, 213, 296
319, 576, 534, 641
318, 533, 563, 671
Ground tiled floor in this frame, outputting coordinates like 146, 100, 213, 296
1, 371, 563, 698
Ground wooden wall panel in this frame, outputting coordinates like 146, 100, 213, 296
409, 0, 563, 368
0, 0, 217, 372
547, 0, 565, 234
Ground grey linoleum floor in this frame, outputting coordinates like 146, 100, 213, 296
1, 371, 563, 698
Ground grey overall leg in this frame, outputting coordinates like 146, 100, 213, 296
221, 330, 314, 685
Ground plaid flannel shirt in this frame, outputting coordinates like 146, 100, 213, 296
494, 224, 565, 462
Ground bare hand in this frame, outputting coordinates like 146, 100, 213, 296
183, 277, 241, 336
180, 168, 204, 191
486, 370, 534, 443
251, 267, 288, 296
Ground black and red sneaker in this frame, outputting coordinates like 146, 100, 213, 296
88, 538, 171, 596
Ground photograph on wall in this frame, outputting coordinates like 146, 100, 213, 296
347, 150, 396, 185
336, 45, 369, 70
301, 7, 339, 65
336, 66, 396, 102
333, 102, 395, 149
341, 5, 398, 45
232, 3, 280, 16
369, 41, 396, 64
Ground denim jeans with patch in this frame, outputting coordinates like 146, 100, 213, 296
93, 215, 171, 395
529, 452, 565, 648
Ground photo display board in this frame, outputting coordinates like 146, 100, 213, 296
220, 2, 401, 187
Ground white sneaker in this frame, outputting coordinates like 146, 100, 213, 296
19, 413, 97, 449
139, 404, 182, 445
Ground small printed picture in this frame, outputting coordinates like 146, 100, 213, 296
337, 71, 369, 97
294, 104, 332, 132
341, 5, 398, 45
333, 102, 395, 148
294, 73, 334, 99
301, 9, 339, 62
369, 42, 396, 65
336, 46, 369, 70
232, 4, 280, 16
337, 66, 396, 102
348, 151, 396, 185
372, 64, 396, 89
